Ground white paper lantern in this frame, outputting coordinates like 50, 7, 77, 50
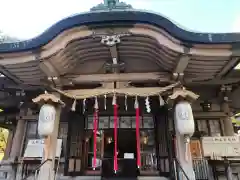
38, 104, 56, 136
174, 101, 195, 135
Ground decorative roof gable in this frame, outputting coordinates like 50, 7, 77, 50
90, 0, 132, 11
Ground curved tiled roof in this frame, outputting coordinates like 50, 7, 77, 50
0, 10, 240, 53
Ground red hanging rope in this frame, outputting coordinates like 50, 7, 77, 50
135, 98, 141, 168
113, 96, 118, 173
93, 98, 98, 170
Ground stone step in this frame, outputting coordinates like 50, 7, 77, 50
22, 175, 169, 180
54, 176, 169, 180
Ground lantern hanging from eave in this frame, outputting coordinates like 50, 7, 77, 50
38, 104, 56, 136
174, 101, 195, 135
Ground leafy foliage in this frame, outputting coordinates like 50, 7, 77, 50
0, 31, 19, 44
0, 128, 8, 153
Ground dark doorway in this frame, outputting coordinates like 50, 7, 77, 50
102, 129, 138, 179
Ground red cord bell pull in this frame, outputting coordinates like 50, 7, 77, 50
93, 97, 98, 170
113, 94, 118, 173
135, 96, 141, 168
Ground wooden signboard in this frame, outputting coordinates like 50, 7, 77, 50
201, 136, 240, 158
23, 139, 62, 158
190, 140, 202, 158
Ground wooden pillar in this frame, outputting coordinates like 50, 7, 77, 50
9, 119, 26, 160
8, 109, 27, 180
221, 100, 234, 180
220, 85, 234, 136
221, 102, 234, 136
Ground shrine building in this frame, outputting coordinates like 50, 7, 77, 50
0, 1, 240, 180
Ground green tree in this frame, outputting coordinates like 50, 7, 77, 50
0, 30, 19, 44
0, 128, 8, 153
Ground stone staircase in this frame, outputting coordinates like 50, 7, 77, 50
55, 177, 169, 180
0, 167, 171, 180
0, 176, 168, 180
0, 160, 170, 180
0, 166, 170, 180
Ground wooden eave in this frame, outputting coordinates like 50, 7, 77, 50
0, 23, 239, 88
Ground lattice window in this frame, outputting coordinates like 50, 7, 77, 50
85, 116, 94, 129
196, 120, 208, 135
85, 115, 153, 129
140, 130, 157, 172
196, 119, 222, 136
99, 116, 109, 129
142, 116, 154, 129
109, 116, 115, 129
58, 122, 68, 157
208, 120, 221, 136
120, 116, 132, 128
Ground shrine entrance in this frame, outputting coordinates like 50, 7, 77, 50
102, 129, 137, 179
65, 99, 172, 178
103, 130, 137, 159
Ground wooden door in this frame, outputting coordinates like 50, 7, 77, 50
155, 106, 173, 177
65, 113, 84, 176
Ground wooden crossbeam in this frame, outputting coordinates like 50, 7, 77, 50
70, 72, 169, 83
61, 72, 240, 86
216, 57, 239, 78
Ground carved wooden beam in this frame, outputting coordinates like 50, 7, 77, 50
33, 49, 62, 87
172, 55, 190, 80
194, 111, 226, 118
102, 34, 124, 73
186, 78, 240, 85
109, 46, 118, 60
107, 45, 123, 73
16, 115, 37, 120
0, 65, 22, 84
70, 72, 169, 83
216, 57, 239, 78
174, 55, 190, 74
39, 61, 58, 77
39, 60, 62, 87
61, 72, 240, 86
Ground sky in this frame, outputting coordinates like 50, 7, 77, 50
0, 0, 240, 40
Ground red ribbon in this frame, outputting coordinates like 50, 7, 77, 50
93, 108, 98, 170
136, 106, 141, 168
113, 103, 118, 172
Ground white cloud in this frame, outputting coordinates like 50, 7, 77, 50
0, 0, 101, 39
232, 15, 240, 32
1, 0, 237, 39
0, 0, 162, 40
